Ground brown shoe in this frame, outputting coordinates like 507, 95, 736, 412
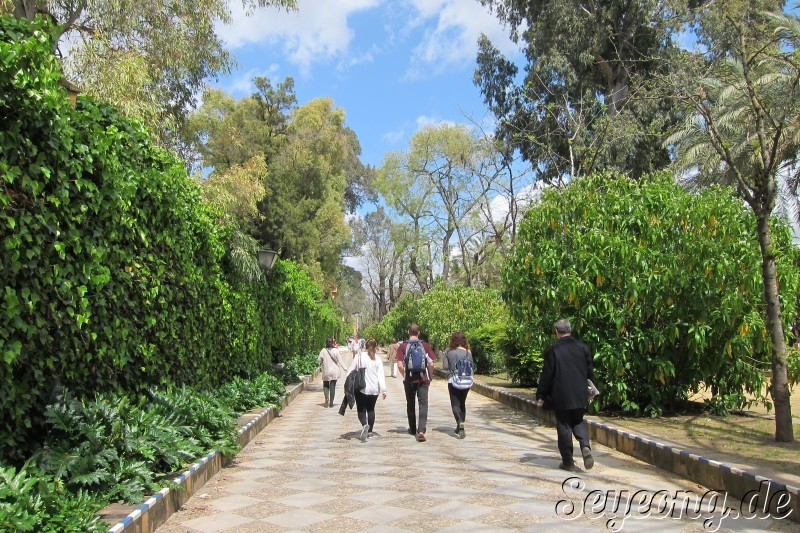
417, 432, 426, 442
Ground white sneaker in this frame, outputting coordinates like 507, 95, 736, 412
359, 424, 369, 442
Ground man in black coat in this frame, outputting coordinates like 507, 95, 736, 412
536, 319, 597, 471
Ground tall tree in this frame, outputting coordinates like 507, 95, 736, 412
6, 0, 296, 147
353, 207, 394, 318
258, 97, 355, 283
187, 77, 374, 212
666, 1, 798, 441
475, 0, 681, 181
352, 206, 412, 318
377, 150, 437, 293
379, 123, 535, 289
186, 77, 297, 173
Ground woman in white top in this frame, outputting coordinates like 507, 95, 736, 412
346, 338, 387, 441
318, 338, 346, 408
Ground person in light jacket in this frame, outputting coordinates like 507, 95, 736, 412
346, 338, 387, 441
319, 338, 346, 408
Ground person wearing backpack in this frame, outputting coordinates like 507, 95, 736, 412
396, 324, 436, 442
441, 331, 474, 439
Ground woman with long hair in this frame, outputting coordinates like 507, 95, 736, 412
441, 331, 475, 439
318, 338, 346, 408
346, 338, 387, 441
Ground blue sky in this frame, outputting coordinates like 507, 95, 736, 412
214, 0, 522, 168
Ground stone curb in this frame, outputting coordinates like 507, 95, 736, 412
455, 372, 800, 524
106, 378, 310, 533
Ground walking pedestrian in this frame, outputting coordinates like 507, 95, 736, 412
536, 319, 597, 471
441, 331, 475, 439
396, 324, 436, 442
318, 338, 347, 408
346, 338, 387, 441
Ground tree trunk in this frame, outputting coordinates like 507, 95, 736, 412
441, 228, 453, 282
409, 249, 429, 293
755, 213, 794, 442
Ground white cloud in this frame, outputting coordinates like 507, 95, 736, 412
217, 0, 380, 73
415, 115, 455, 129
217, 0, 517, 78
382, 129, 406, 145
224, 66, 281, 96
406, 0, 518, 77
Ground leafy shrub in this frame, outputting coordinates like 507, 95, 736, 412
504, 172, 800, 415
217, 372, 287, 410
34, 392, 194, 502
365, 285, 506, 355
468, 320, 511, 376
0, 461, 104, 532
364, 293, 419, 344
276, 351, 319, 385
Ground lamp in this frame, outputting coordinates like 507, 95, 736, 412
257, 249, 278, 270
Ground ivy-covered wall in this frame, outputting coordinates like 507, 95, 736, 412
0, 15, 341, 461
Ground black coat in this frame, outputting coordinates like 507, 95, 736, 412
338, 369, 357, 415
536, 335, 596, 411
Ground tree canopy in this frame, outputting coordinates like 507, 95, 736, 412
475, 0, 682, 181
5, 0, 296, 148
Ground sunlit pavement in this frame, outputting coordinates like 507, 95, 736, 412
156, 348, 796, 532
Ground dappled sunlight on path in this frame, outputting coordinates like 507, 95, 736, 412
156, 348, 797, 532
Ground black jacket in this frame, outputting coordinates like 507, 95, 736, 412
536, 335, 596, 411
338, 369, 357, 415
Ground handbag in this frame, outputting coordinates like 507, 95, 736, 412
354, 352, 367, 390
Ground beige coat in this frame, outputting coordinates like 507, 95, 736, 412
318, 347, 344, 381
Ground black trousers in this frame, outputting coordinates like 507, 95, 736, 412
403, 380, 430, 433
354, 390, 378, 431
555, 408, 590, 465
447, 383, 470, 425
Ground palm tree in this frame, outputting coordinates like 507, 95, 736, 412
666, 7, 800, 442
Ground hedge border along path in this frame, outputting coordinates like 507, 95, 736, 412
107, 377, 311, 533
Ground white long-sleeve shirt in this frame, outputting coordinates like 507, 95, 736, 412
347, 351, 387, 396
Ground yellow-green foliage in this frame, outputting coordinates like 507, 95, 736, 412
504, 172, 800, 415
365, 284, 506, 357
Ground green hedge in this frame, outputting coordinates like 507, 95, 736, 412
0, 15, 342, 461
364, 284, 508, 373
503, 172, 800, 415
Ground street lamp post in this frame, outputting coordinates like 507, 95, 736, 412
257, 249, 278, 270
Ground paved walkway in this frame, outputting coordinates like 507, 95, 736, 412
157, 349, 796, 532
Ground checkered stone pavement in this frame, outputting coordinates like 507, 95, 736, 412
156, 350, 796, 533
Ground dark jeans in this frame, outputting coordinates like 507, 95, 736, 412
355, 390, 378, 431
323, 380, 337, 407
555, 408, 590, 465
403, 380, 430, 433
447, 383, 470, 425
